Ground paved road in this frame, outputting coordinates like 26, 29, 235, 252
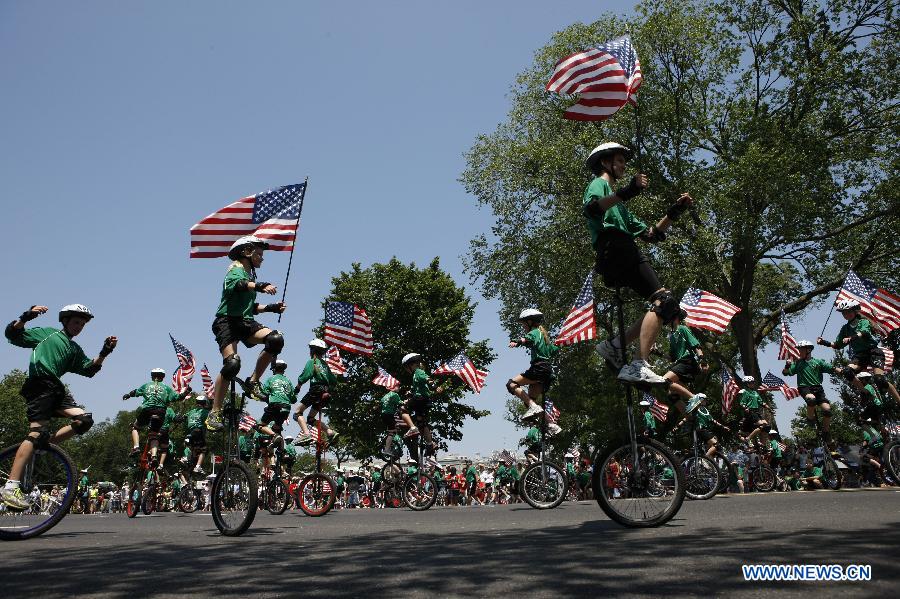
3, 488, 898, 598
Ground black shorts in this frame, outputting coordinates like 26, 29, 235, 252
861, 403, 883, 422
407, 398, 431, 420
740, 415, 757, 434
133, 407, 166, 431
850, 348, 886, 370
668, 358, 699, 383
381, 413, 398, 431
799, 385, 827, 405
594, 233, 662, 299
746, 408, 765, 423
521, 361, 554, 388
301, 385, 330, 410
158, 431, 171, 451
212, 316, 266, 350
186, 428, 207, 450
526, 443, 542, 457
698, 429, 716, 443
20, 376, 79, 422
262, 404, 291, 430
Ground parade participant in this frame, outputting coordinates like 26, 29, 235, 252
293, 339, 338, 444
856, 372, 890, 441
662, 309, 708, 414
2, 304, 116, 510
582, 142, 694, 385
157, 405, 178, 470
859, 418, 887, 486
380, 387, 418, 459
254, 359, 295, 445
508, 309, 559, 420
676, 398, 730, 459
123, 368, 190, 461
182, 396, 210, 474
399, 353, 444, 468
638, 399, 656, 438
736, 376, 772, 449
783, 339, 842, 446
207, 235, 286, 431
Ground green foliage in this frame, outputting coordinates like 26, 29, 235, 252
789, 401, 861, 447
461, 0, 898, 444
66, 409, 140, 484
0, 370, 28, 449
317, 257, 495, 460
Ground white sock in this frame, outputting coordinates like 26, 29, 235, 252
5, 479, 20, 490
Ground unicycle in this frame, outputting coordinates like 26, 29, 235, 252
519, 403, 567, 509
296, 418, 336, 517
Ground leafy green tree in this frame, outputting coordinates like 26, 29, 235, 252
317, 258, 495, 461
789, 401, 861, 447
461, 0, 898, 445
0, 370, 28, 449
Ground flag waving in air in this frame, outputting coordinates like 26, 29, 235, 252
189, 183, 307, 258
546, 35, 642, 121
778, 310, 800, 360
169, 334, 195, 393
200, 364, 215, 396
372, 366, 400, 391
680, 288, 741, 334
238, 412, 257, 432
324, 302, 373, 356
643, 393, 669, 422
545, 399, 561, 424
325, 346, 346, 376
760, 372, 800, 400
720, 368, 741, 414
434, 352, 488, 393
555, 271, 596, 346
836, 271, 900, 335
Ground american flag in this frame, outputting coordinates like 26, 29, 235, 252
306, 423, 321, 442
554, 271, 596, 346
324, 302, 373, 356
760, 371, 800, 400
498, 450, 515, 467
546, 35, 642, 121
720, 368, 741, 414
325, 346, 346, 376
200, 363, 215, 396
836, 271, 900, 335
778, 310, 800, 360
569, 447, 580, 461
643, 392, 669, 422
238, 412, 257, 432
169, 334, 195, 393
777, 441, 787, 452
189, 183, 307, 258
881, 346, 894, 372
372, 366, 400, 391
433, 352, 488, 393
680, 288, 741, 334
544, 399, 561, 424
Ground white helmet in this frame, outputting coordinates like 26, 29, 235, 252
273, 359, 287, 370
797, 339, 814, 349
308, 338, 327, 351
58, 304, 93, 322
150, 368, 166, 376
228, 235, 269, 260
564, 452, 574, 459
518, 308, 544, 323
638, 399, 652, 406
857, 371, 873, 379
742, 375, 756, 384
835, 299, 860, 312
402, 353, 422, 366
586, 142, 633, 173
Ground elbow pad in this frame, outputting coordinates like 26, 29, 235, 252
640, 227, 666, 244
584, 199, 605, 218
84, 363, 102, 377
234, 280, 250, 292
5, 321, 19, 341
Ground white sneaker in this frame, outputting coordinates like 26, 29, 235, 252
547, 423, 562, 437
685, 393, 706, 414
425, 456, 440, 468
597, 340, 624, 369
523, 404, 543, 420
617, 360, 668, 385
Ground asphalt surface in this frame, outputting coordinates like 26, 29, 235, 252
2, 488, 898, 598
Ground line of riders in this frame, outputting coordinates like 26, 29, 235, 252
3, 141, 898, 511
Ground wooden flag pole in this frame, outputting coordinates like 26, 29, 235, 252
818, 261, 856, 339
278, 176, 309, 324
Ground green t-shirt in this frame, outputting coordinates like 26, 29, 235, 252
696, 407, 712, 430
525, 427, 541, 446
161, 407, 176, 432
283, 443, 298, 458
262, 374, 297, 406
411, 368, 432, 399
380, 390, 402, 415
465, 465, 477, 483
185, 407, 210, 431
804, 466, 823, 479
79, 475, 89, 490
784, 358, 834, 387
834, 318, 877, 354
238, 435, 254, 458
668, 325, 700, 362
582, 177, 648, 251
662, 467, 674, 480
508, 466, 520, 481
566, 462, 576, 477
862, 427, 883, 449
371, 470, 382, 483
769, 439, 782, 458
216, 265, 257, 319
738, 389, 763, 410
496, 465, 508, 481
297, 357, 336, 387
577, 471, 590, 486
6, 326, 95, 382
131, 381, 180, 410
643, 410, 656, 432
862, 383, 883, 406
524, 328, 559, 363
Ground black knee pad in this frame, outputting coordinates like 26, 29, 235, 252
25, 425, 51, 449
761, 424, 771, 432
264, 331, 284, 356
222, 354, 241, 380
506, 379, 519, 396
842, 368, 857, 382
820, 406, 832, 418
71, 413, 94, 435
873, 374, 890, 393
148, 415, 163, 433
271, 421, 283, 434
650, 290, 679, 324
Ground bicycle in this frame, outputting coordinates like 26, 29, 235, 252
590, 287, 686, 527
681, 421, 721, 501
209, 380, 258, 536
258, 441, 291, 515
0, 441, 78, 541
295, 418, 336, 516
402, 423, 439, 511
519, 406, 567, 509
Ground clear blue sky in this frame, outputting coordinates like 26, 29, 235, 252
0, 1, 840, 456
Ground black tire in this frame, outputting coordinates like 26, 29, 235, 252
266, 479, 291, 515
883, 441, 900, 483
822, 454, 843, 490
403, 471, 438, 511
141, 483, 156, 515
125, 478, 142, 519
0, 443, 78, 541
178, 486, 197, 513
520, 461, 567, 509
682, 455, 721, 500
591, 438, 685, 528
751, 466, 776, 493
211, 460, 258, 536
297, 473, 336, 516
